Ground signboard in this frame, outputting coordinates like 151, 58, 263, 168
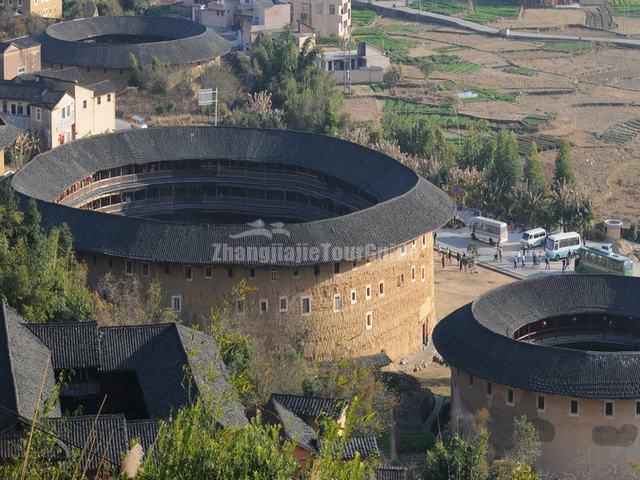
198, 88, 214, 106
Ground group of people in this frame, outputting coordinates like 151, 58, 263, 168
511, 248, 549, 270
440, 247, 473, 272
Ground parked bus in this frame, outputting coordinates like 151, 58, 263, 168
544, 232, 581, 260
471, 217, 508, 244
575, 246, 633, 276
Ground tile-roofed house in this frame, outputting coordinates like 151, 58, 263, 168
272, 399, 320, 454
269, 394, 347, 422
0, 301, 247, 471
343, 435, 379, 460
0, 36, 41, 82
374, 466, 408, 480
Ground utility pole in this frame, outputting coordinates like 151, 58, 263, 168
214, 87, 219, 126
341, 35, 351, 95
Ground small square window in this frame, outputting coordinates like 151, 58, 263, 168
228, 268, 234, 278
365, 311, 373, 330
412, 239, 416, 248
279, 297, 288, 313
636, 401, 640, 417
125, 260, 133, 275
164, 265, 170, 275
301, 297, 311, 315
365, 285, 371, 300
400, 244, 406, 256
333, 294, 341, 312
333, 262, 341, 274
604, 401, 614, 418
506, 388, 514, 406
260, 299, 268, 313
486, 381, 492, 398
184, 266, 192, 281
171, 295, 182, 313
97, 96, 101, 105
537, 395, 546, 412
142, 262, 149, 277
422, 234, 427, 248
314, 265, 320, 276
379, 282, 384, 296
249, 268, 256, 278
570, 399, 579, 416
411, 266, 416, 282
469, 375, 474, 386
292, 268, 299, 277
236, 299, 245, 313
83, 100, 87, 109
270, 269, 277, 282
421, 266, 426, 282
352, 259, 357, 268
350, 289, 356, 304
92, 255, 97, 265
205, 267, 212, 279
107, 93, 111, 102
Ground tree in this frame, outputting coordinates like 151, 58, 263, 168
460, 123, 496, 172
550, 183, 595, 234
511, 416, 541, 466
248, 31, 346, 134
553, 141, 575, 189
490, 130, 522, 205
418, 60, 436, 80
523, 142, 548, 195
5, 132, 41, 170
508, 183, 550, 228
423, 429, 489, 480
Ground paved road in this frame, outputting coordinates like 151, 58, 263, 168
356, 0, 640, 49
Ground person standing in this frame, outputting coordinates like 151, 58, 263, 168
545, 256, 550, 270
442, 253, 446, 269
498, 246, 503, 263
456, 251, 461, 267
562, 258, 567, 273
513, 255, 518, 269
447, 248, 452, 265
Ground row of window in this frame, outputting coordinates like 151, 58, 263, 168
467, 373, 633, 418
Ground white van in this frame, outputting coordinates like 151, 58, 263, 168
471, 217, 508, 244
519, 228, 547, 249
544, 232, 581, 260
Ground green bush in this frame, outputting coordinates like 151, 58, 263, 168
398, 432, 436, 454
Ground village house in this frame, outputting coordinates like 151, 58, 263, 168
0, 36, 41, 81
321, 42, 390, 85
292, 0, 351, 39
0, 67, 115, 150
0, 0, 61, 18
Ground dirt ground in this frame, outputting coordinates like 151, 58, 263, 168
343, 13, 640, 224
406, 266, 515, 396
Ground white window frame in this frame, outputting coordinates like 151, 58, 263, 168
378, 281, 384, 296
301, 297, 311, 316
270, 269, 277, 282
333, 293, 341, 312
35, 107, 41, 121
506, 388, 514, 406
537, 395, 546, 413
279, 296, 288, 313
205, 266, 212, 279
365, 311, 373, 330
350, 289, 357, 304
400, 244, 406, 256
171, 295, 182, 313
365, 284, 371, 300
259, 299, 268, 314
184, 266, 193, 281
636, 400, 640, 417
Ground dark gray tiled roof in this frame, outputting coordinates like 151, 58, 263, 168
89, 80, 116, 96
433, 274, 640, 399
0, 36, 40, 52
38, 16, 229, 69
26, 322, 99, 370
269, 394, 346, 421
0, 115, 22, 150
0, 81, 66, 108
35, 67, 85, 83
375, 466, 407, 480
11, 127, 455, 266
344, 435, 378, 459
127, 419, 160, 453
0, 303, 59, 430
272, 399, 319, 453
356, 351, 392, 369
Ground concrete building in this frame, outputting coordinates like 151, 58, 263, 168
321, 42, 389, 85
37, 16, 230, 89
0, 0, 61, 18
191, 0, 292, 50
11, 127, 454, 361
0, 36, 40, 80
0, 302, 247, 472
433, 275, 640, 479
292, 0, 351, 38
0, 67, 116, 149
0, 116, 23, 176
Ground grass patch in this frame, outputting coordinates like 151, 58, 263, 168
378, 431, 392, 458
505, 66, 535, 76
370, 82, 392, 92
351, 7, 377, 26
609, 0, 640, 16
423, 54, 482, 74
384, 99, 454, 115
458, 85, 517, 102
398, 433, 436, 454
352, 27, 417, 60
436, 45, 464, 53
463, 4, 519, 23
409, 0, 466, 15
544, 41, 593, 53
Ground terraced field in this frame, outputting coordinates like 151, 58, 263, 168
600, 117, 640, 145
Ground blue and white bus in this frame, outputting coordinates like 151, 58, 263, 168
544, 232, 581, 261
